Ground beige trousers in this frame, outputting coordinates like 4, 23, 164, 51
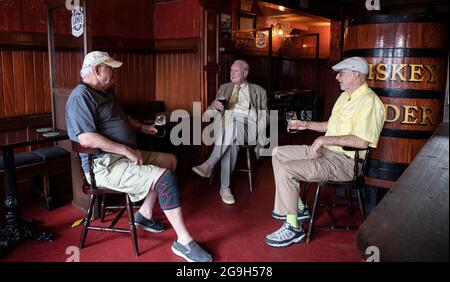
272, 145, 355, 215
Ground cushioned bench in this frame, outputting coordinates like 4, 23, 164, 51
0, 148, 71, 211
31, 147, 71, 210
0, 152, 45, 200
1, 114, 72, 210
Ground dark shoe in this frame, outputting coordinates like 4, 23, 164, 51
265, 222, 305, 247
271, 209, 311, 222
134, 212, 166, 233
171, 240, 213, 262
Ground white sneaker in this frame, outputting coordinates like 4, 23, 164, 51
192, 163, 212, 178
220, 187, 235, 205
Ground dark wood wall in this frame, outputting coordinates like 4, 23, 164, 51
0, 47, 164, 117
0, 0, 206, 119
154, 51, 202, 113
0, 50, 51, 117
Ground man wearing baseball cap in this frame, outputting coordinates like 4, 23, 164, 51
265, 56, 385, 248
66, 51, 213, 262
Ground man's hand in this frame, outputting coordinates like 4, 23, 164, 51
124, 147, 143, 166
288, 120, 308, 131
309, 136, 324, 158
141, 123, 158, 135
213, 100, 225, 111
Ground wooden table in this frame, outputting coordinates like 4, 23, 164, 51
0, 127, 68, 257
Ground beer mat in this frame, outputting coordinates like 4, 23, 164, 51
36, 127, 53, 133
43, 132, 60, 137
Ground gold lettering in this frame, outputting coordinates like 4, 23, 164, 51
419, 106, 434, 125
376, 64, 388, 81
371, 63, 439, 83
423, 64, 439, 83
401, 106, 419, 124
385, 104, 401, 123
409, 64, 423, 82
368, 64, 375, 80
390, 64, 407, 81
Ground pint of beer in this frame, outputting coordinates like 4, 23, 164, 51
285, 111, 299, 133
218, 98, 227, 111
155, 113, 166, 138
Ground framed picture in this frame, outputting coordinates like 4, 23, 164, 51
237, 10, 256, 31
220, 13, 232, 39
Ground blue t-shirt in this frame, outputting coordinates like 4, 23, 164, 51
65, 82, 136, 172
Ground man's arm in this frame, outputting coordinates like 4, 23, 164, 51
305, 121, 328, 133
314, 135, 369, 149
309, 134, 369, 158
128, 116, 142, 131
289, 120, 328, 132
128, 116, 157, 135
78, 132, 143, 165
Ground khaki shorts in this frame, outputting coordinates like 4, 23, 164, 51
87, 151, 165, 202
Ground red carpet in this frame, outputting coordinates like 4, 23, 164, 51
1, 133, 363, 262
1, 161, 362, 262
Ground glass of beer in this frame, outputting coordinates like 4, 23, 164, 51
285, 111, 299, 133
218, 97, 227, 111
154, 113, 167, 138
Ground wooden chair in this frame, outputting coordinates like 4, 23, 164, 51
70, 141, 139, 256
305, 147, 370, 243
209, 145, 256, 192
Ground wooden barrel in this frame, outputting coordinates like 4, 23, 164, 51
344, 14, 448, 190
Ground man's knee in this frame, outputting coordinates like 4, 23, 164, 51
154, 170, 180, 210
272, 146, 279, 157
167, 153, 177, 171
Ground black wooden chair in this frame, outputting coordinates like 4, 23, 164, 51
305, 147, 370, 243
209, 144, 256, 192
71, 141, 139, 256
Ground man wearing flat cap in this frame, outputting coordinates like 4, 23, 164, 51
65, 51, 212, 262
265, 56, 385, 248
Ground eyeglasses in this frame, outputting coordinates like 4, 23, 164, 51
337, 70, 354, 77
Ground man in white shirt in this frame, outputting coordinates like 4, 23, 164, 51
192, 60, 268, 204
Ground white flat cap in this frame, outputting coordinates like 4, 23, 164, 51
332, 56, 368, 74
82, 51, 122, 69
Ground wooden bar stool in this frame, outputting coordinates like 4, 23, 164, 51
209, 145, 256, 192
71, 141, 139, 256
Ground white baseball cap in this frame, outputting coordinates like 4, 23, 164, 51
332, 56, 368, 74
82, 51, 122, 69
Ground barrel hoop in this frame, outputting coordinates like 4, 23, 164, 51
349, 14, 448, 26
372, 88, 445, 99
381, 128, 434, 139
344, 48, 448, 58
366, 159, 409, 181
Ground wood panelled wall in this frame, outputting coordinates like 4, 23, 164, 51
0, 50, 51, 117
108, 52, 155, 104
0, 49, 160, 119
155, 52, 202, 114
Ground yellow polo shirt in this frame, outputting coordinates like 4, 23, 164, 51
324, 83, 385, 159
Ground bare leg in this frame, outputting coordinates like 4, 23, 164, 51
163, 207, 193, 245
137, 167, 167, 218
138, 191, 158, 218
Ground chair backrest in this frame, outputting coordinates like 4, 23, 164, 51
71, 141, 101, 194
343, 146, 370, 186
